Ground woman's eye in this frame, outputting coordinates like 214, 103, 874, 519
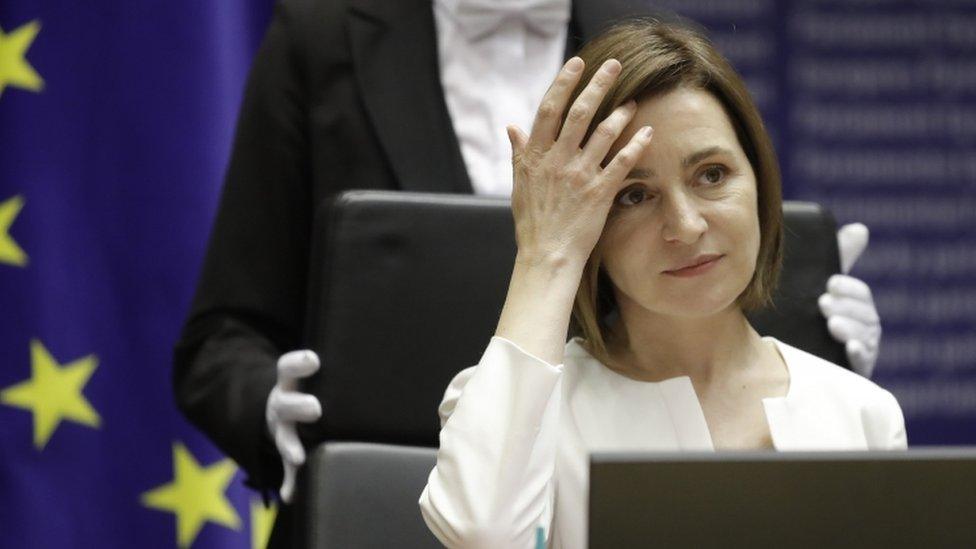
699, 165, 727, 186
616, 187, 648, 206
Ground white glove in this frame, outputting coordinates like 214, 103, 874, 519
818, 223, 882, 378
266, 350, 322, 503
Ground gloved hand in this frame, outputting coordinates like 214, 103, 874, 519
818, 223, 882, 378
266, 350, 322, 503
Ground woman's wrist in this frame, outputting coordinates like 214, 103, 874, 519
495, 251, 585, 365
514, 248, 588, 273
510, 251, 588, 299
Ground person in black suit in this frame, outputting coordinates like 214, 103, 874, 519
174, 0, 650, 499
173, 0, 883, 544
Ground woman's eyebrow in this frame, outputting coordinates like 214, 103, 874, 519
682, 146, 734, 168
625, 146, 735, 180
625, 167, 654, 180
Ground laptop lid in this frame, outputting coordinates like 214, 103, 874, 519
589, 449, 976, 547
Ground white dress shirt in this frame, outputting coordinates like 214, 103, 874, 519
419, 336, 907, 548
434, 0, 570, 196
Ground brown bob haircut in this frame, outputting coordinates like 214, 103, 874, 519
568, 18, 784, 363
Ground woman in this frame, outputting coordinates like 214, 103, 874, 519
419, 19, 906, 548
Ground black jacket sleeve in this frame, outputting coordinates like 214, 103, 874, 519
173, 0, 313, 494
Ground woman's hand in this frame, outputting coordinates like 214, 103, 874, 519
506, 57, 654, 268
493, 57, 653, 365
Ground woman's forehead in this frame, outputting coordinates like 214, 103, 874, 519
628, 88, 740, 149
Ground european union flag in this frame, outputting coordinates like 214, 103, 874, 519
0, 2, 281, 547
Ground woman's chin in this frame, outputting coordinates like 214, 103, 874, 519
642, 289, 740, 319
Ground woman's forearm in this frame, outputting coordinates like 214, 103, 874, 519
494, 251, 587, 365
418, 339, 563, 547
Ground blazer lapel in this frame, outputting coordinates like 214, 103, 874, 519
348, 0, 472, 194
347, 0, 670, 194
763, 340, 870, 451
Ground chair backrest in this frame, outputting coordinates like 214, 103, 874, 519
748, 201, 846, 365
299, 190, 845, 448
301, 442, 440, 549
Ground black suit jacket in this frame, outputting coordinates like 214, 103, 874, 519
173, 0, 660, 500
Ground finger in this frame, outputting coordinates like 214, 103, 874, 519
527, 56, 586, 148
826, 315, 874, 347
507, 124, 529, 157
847, 339, 868, 363
837, 222, 869, 274
818, 293, 880, 325
277, 350, 320, 383
555, 59, 623, 153
275, 423, 306, 466
826, 274, 873, 302
266, 386, 283, 426
579, 100, 638, 166
280, 462, 296, 504
274, 392, 322, 423
598, 126, 654, 191
846, 340, 875, 378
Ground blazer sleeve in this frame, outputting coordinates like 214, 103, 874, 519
863, 388, 908, 450
172, 0, 314, 495
419, 337, 563, 548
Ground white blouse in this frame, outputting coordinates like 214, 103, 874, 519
419, 336, 907, 549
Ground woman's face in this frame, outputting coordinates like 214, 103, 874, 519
597, 86, 760, 320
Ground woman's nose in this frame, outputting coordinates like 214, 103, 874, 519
661, 192, 707, 244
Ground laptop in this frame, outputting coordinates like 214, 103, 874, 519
589, 448, 976, 547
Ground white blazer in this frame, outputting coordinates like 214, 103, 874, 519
419, 336, 907, 549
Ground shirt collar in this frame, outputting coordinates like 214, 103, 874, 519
436, 0, 571, 41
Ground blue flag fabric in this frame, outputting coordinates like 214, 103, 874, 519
0, 2, 276, 547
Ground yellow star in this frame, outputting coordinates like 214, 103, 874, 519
1, 339, 100, 449
0, 20, 44, 98
0, 195, 28, 267
141, 443, 241, 548
250, 498, 277, 549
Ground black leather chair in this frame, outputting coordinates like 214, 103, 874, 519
299, 190, 845, 448
295, 190, 845, 548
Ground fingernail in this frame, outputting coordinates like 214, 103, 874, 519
639, 126, 653, 140
604, 59, 622, 75
566, 57, 584, 73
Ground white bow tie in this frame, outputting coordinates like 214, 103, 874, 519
451, 0, 571, 41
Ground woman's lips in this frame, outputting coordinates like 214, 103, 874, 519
663, 254, 724, 277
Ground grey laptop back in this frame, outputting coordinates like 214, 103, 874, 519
589, 449, 976, 548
